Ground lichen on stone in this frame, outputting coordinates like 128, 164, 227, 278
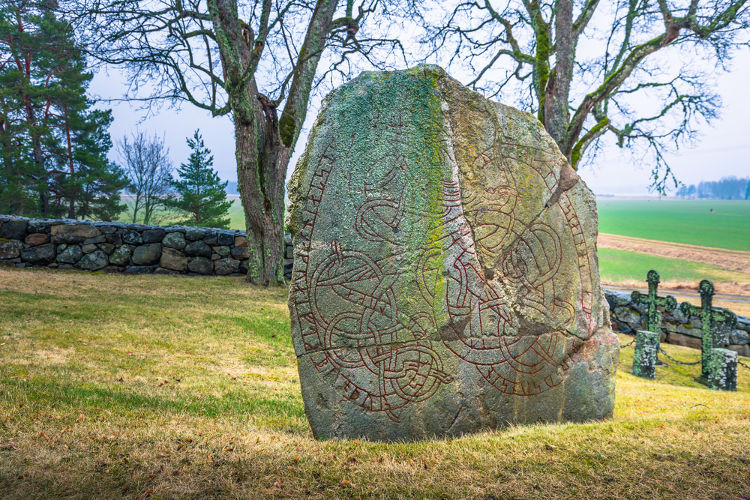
287, 65, 618, 441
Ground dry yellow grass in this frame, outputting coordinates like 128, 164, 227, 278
1, 268, 749, 499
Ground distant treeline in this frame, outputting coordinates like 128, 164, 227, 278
676, 176, 750, 200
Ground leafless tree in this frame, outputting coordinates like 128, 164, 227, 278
119, 132, 173, 225
64, 0, 408, 285
421, 0, 750, 191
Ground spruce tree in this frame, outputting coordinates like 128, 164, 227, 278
165, 131, 231, 228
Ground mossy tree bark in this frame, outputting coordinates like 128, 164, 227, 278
209, 0, 339, 285
73, 0, 376, 285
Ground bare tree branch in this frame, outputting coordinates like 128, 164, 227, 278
419, 0, 749, 192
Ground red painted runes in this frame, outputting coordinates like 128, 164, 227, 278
291, 133, 597, 420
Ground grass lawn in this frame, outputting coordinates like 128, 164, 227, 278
597, 199, 750, 251
598, 248, 750, 284
1, 269, 749, 498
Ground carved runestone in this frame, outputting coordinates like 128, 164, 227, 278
286, 65, 619, 441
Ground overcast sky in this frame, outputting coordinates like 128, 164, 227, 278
91, 47, 750, 197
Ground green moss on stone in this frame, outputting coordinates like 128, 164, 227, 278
279, 112, 296, 147
633, 330, 659, 379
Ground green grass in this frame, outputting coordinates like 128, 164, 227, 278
118, 197, 246, 230
597, 199, 750, 250
227, 198, 245, 230
598, 248, 750, 283
1, 268, 749, 499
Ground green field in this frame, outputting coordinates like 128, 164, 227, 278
118, 197, 246, 230
131, 197, 750, 252
597, 199, 750, 251
123, 196, 750, 286
1, 268, 749, 498
233, 198, 750, 250
598, 248, 750, 283
228, 198, 245, 230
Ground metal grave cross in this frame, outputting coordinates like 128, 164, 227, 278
631, 270, 677, 329
679, 279, 737, 382
631, 270, 677, 364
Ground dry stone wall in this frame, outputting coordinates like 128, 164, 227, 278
605, 289, 750, 357
0, 214, 295, 278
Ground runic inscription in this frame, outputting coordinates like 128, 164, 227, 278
287, 65, 617, 440
291, 131, 598, 421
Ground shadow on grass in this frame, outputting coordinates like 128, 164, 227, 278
1, 376, 306, 429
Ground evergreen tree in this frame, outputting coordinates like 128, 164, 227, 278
164, 131, 231, 228
0, 2, 55, 215
56, 110, 128, 221
0, 1, 126, 219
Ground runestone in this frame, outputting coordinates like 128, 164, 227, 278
287, 65, 619, 441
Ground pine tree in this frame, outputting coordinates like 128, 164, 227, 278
60, 110, 128, 221
0, 2, 126, 219
164, 131, 231, 228
0, 3, 55, 215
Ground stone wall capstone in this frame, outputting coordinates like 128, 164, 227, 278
0, 214, 295, 278
605, 288, 750, 357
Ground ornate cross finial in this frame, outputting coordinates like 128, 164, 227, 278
631, 269, 677, 334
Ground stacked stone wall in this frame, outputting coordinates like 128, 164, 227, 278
605, 289, 750, 357
0, 214, 293, 278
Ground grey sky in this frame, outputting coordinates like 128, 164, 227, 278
91, 49, 750, 197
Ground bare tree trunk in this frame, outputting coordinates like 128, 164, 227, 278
131, 193, 140, 223
32, 135, 49, 217
235, 116, 287, 286
544, 0, 574, 153
65, 118, 76, 219
0, 129, 23, 214
208, 0, 338, 286
231, 79, 288, 285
